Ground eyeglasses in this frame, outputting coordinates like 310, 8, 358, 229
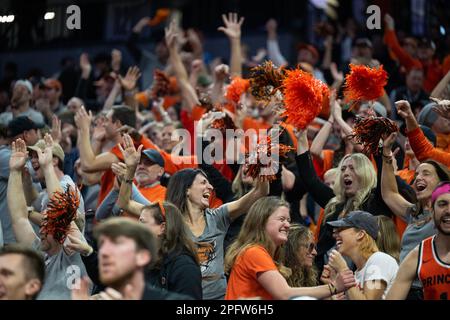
302, 242, 317, 254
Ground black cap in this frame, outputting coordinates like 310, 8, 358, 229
142, 149, 165, 168
327, 210, 379, 240
7, 116, 44, 138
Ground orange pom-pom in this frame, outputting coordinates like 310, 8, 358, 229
343, 64, 388, 107
282, 69, 329, 130
225, 77, 250, 104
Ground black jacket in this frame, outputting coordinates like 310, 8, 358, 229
148, 250, 202, 300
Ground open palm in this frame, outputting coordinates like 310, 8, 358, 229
118, 134, 143, 168
218, 12, 244, 39
10, 139, 28, 171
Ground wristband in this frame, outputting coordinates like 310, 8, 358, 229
125, 179, 134, 184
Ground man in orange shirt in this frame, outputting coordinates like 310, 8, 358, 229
95, 148, 166, 220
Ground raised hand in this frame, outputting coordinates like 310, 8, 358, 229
36, 134, 54, 169
328, 249, 349, 272
218, 12, 244, 40
117, 125, 141, 143
79, 53, 92, 79
119, 66, 141, 91
395, 100, 414, 119
10, 138, 28, 171
118, 133, 144, 169
50, 114, 62, 143
384, 14, 395, 30
165, 20, 181, 50
111, 49, 122, 72
382, 132, 398, 154
65, 234, 93, 256
214, 64, 230, 82
74, 105, 93, 133
191, 59, 204, 74
265, 18, 277, 35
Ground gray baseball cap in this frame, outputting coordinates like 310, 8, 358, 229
417, 102, 439, 128
327, 210, 379, 240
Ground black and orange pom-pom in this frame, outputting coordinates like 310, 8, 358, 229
350, 116, 398, 156
210, 105, 237, 135
225, 77, 250, 104
249, 61, 286, 101
151, 69, 171, 99
41, 186, 80, 244
244, 135, 294, 181
343, 64, 388, 108
282, 68, 329, 130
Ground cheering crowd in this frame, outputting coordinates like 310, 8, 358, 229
0, 10, 449, 300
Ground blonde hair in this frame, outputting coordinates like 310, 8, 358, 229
356, 229, 379, 260
224, 197, 290, 276
282, 224, 319, 287
376, 216, 400, 262
323, 153, 376, 223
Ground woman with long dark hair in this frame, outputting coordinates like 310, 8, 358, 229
117, 134, 269, 299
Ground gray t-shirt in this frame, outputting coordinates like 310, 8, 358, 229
32, 238, 90, 300
191, 205, 231, 300
400, 210, 436, 262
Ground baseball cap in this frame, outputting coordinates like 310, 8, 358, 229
28, 139, 65, 162
355, 38, 373, 49
43, 79, 62, 91
142, 149, 165, 168
14, 80, 33, 95
327, 210, 379, 240
7, 116, 44, 138
417, 102, 439, 128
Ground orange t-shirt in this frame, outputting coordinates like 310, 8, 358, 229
138, 183, 167, 203
418, 235, 450, 300
225, 245, 278, 300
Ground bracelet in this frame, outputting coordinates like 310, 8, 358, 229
125, 179, 134, 184
328, 283, 338, 295
382, 152, 393, 158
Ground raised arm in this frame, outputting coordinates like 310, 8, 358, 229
265, 19, 288, 67
225, 179, 269, 221
396, 99, 450, 166
165, 20, 199, 112
218, 12, 244, 77
74, 106, 119, 172
310, 91, 335, 160
381, 132, 413, 219
116, 134, 146, 216
295, 130, 335, 208
38, 134, 63, 196
7, 139, 37, 246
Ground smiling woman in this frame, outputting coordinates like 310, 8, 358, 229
225, 197, 356, 300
